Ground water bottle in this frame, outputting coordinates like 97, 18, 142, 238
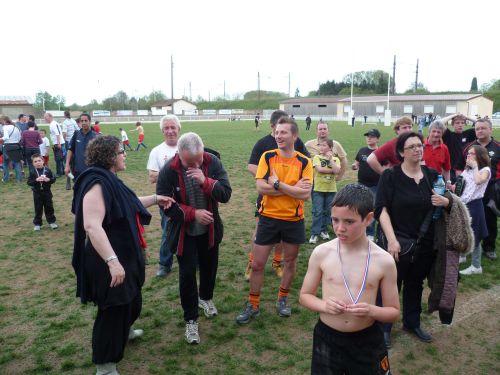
432, 175, 446, 220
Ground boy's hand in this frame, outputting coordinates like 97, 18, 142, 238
324, 296, 347, 315
345, 302, 372, 317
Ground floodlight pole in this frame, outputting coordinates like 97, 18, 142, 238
171, 55, 174, 100
384, 71, 392, 127
348, 72, 354, 125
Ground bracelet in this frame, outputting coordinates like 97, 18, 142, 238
105, 255, 118, 264
154, 194, 157, 204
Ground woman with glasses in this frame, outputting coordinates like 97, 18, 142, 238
374, 132, 450, 348
71, 135, 174, 375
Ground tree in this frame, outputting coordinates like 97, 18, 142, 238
470, 77, 478, 92
404, 83, 430, 94
33, 91, 60, 112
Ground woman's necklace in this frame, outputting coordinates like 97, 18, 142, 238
337, 240, 371, 305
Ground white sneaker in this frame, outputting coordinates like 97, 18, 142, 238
34, 225, 41, 231
460, 265, 482, 275
185, 320, 200, 344
96, 362, 119, 375
309, 235, 318, 244
320, 232, 330, 240
128, 327, 144, 340
459, 256, 467, 264
49, 223, 58, 229
199, 298, 218, 318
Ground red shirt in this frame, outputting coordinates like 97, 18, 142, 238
373, 138, 400, 166
423, 141, 451, 174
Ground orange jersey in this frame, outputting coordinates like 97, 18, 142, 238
256, 149, 312, 221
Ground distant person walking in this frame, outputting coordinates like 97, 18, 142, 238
305, 115, 312, 130
120, 128, 133, 151
254, 113, 261, 131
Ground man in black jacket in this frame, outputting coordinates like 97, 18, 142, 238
156, 132, 231, 345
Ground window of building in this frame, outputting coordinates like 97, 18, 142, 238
344, 105, 351, 113
318, 104, 327, 108
376, 105, 384, 113
292, 105, 300, 108
403, 105, 413, 114
445, 105, 456, 113
424, 105, 434, 113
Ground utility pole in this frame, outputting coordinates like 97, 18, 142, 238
288, 72, 291, 97
170, 55, 174, 100
415, 58, 419, 92
257, 72, 261, 101
392, 55, 396, 94
189, 81, 192, 101
223, 80, 226, 100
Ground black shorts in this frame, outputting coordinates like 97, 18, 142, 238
311, 319, 391, 375
254, 195, 263, 217
254, 215, 305, 245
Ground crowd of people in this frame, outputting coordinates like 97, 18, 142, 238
1, 110, 498, 374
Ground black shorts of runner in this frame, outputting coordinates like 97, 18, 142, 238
254, 195, 263, 217
254, 215, 305, 245
311, 319, 391, 375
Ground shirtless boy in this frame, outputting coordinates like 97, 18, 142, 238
300, 184, 399, 375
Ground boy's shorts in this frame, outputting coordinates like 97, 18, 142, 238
311, 319, 391, 375
138, 134, 145, 143
254, 215, 305, 245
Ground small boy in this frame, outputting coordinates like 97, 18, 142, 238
27, 154, 58, 231
119, 128, 133, 151
300, 184, 399, 375
39, 129, 50, 166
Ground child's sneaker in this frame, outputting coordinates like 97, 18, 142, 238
34, 225, 41, 231
49, 223, 58, 230
320, 232, 330, 240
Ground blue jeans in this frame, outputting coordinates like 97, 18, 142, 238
2, 151, 22, 182
366, 185, 378, 237
53, 144, 66, 176
159, 210, 173, 270
311, 191, 336, 236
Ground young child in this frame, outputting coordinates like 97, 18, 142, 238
300, 184, 399, 375
309, 139, 341, 244
27, 154, 58, 231
131, 121, 147, 150
119, 128, 133, 151
39, 129, 50, 166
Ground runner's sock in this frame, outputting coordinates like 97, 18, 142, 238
272, 250, 283, 265
278, 287, 289, 299
249, 293, 260, 310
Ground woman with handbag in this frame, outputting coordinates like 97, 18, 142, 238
0, 115, 23, 182
458, 145, 491, 275
374, 132, 450, 347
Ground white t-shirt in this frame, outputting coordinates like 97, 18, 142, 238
460, 166, 491, 204
39, 137, 50, 156
63, 118, 78, 142
120, 130, 129, 142
147, 142, 178, 172
49, 120, 65, 145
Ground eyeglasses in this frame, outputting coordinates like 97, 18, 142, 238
404, 143, 423, 151
467, 151, 476, 155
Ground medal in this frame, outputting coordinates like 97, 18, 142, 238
337, 240, 371, 305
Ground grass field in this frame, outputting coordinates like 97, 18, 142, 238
0, 120, 499, 375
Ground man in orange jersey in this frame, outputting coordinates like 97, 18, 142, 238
236, 116, 313, 324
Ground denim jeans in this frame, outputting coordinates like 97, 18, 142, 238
471, 243, 482, 268
159, 209, 174, 270
2, 151, 22, 182
53, 144, 66, 176
311, 191, 336, 236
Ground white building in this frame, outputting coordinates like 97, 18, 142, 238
151, 99, 197, 116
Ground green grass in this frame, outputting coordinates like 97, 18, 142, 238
0, 120, 498, 374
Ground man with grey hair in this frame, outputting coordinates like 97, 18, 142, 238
156, 132, 231, 345
147, 115, 182, 277
423, 120, 451, 185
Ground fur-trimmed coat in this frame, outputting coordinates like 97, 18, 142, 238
428, 192, 474, 314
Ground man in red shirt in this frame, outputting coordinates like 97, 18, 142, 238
367, 116, 413, 174
423, 120, 451, 184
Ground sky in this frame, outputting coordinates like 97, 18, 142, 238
3, 0, 499, 105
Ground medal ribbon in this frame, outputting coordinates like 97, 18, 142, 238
337, 240, 371, 305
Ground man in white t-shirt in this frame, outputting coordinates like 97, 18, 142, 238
147, 115, 181, 277
62, 111, 79, 189
44, 112, 66, 177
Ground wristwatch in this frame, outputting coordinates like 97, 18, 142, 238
273, 180, 280, 191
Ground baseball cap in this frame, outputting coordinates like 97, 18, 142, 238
363, 129, 381, 138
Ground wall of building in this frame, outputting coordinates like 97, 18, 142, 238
0, 105, 35, 119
